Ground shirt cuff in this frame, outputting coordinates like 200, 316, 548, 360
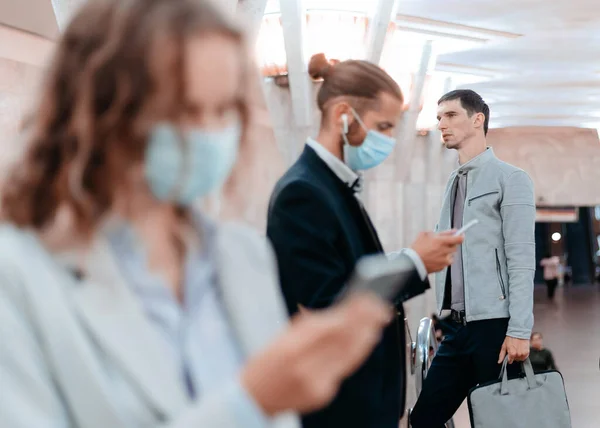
392, 248, 427, 281
230, 379, 271, 428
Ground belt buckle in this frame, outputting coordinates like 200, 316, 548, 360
453, 310, 466, 326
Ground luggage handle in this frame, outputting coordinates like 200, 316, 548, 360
499, 356, 540, 395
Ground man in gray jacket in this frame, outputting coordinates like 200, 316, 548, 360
410, 90, 535, 427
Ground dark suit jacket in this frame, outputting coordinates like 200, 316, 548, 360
266, 145, 428, 428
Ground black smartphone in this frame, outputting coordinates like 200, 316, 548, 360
337, 253, 416, 303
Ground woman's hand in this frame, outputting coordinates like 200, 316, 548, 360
241, 293, 392, 416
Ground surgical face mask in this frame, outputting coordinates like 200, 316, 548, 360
342, 109, 396, 171
145, 121, 241, 206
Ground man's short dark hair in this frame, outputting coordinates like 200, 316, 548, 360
438, 89, 490, 135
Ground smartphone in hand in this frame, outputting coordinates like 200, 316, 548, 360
453, 219, 479, 236
337, 254, 416, 303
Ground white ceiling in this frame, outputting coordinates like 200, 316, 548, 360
397, 0, 600, 128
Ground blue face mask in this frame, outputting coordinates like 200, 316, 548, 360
342, 109, 396, 171
145, 122, 241, 206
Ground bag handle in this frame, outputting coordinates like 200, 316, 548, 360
499, 356, 539, 395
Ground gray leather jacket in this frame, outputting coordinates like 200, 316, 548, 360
435, 148, 535, 339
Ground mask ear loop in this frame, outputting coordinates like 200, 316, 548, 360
341, 109, 368, 175
342, 108, 370, 148
349, 107, 368, 132
341, 114, 350, 146
347, 108, 369, 181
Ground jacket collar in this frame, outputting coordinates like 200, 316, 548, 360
300, 145, 383, 252
305, 138, 360, 189
301, 145, 363, 194
455, 147, 495, 174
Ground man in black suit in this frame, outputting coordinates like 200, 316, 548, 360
267, 56, 463, 427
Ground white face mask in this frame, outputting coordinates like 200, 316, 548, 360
341, 108, 396, 171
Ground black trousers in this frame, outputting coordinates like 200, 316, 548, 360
545, 278, 558, 299
410, 317, 518, 428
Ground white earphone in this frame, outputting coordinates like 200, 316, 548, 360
341, 114, 349, 134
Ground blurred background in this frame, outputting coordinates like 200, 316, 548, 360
0, 0, 598, 426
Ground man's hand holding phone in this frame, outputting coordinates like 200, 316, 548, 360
337, 219, 479, 305
411, 229, 465, 274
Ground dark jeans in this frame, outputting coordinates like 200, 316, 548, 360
545, 278, 558, 299
410, 317, 518, 428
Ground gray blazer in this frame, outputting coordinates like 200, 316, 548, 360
0, 222, 300, 428
435, 148, 535, 339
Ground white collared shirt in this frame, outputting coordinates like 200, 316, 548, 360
305, 138, 427, 280
306, 138, 361, 192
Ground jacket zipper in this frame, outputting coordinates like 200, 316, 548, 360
467, 190, 499, 206
495, 248, 507, 300
461, 172, 467, 316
